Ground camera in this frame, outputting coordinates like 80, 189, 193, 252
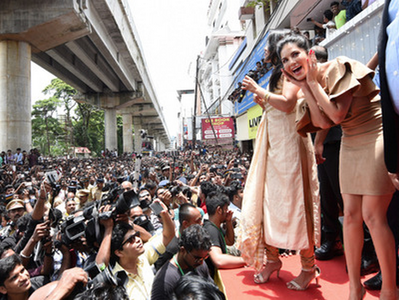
66, 262, 127, 300
0, 221, 14, 241
133, 214, 155, 234
116, 176, 126, 184
45, 170, 59, 185
169, 185, 181, 197
60, 188, 138, 246
307, 17, 312, 22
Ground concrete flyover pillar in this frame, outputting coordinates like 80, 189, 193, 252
0, 40, 32, 152
153, 134, 159, 151
133, 118, 142, 153
104, 108, 117, 151
122, 113, 133, 153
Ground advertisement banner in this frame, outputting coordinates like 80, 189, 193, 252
201, 117, 234, 140
247, 105, 263, 139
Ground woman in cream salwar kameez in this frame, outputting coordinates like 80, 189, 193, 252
238, 31, 321, 291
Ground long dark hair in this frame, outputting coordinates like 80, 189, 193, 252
266, 31, 286, 92
276, 33, 310, 62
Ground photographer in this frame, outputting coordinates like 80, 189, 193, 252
190, 164, 208, 187
19, 219, 54, 278
155, 187, 172, 212
95, 199, 175, 300
8, 181, 51, 255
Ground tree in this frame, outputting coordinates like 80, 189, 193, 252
33, 78, 125, 157
43, 79, 77, 153
31, 97, 62, 156
73, 103, 105, 156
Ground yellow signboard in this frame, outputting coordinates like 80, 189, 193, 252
247, 105, 263, 139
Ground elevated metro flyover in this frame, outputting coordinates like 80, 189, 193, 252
0, 0, 171, 152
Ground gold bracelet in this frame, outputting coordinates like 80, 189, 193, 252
264, 91, 271, 103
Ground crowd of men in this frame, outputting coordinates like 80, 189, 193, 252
0, 147, 249, 300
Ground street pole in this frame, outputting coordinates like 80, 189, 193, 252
192, 55, 200, 149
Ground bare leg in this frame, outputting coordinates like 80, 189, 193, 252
342, 194, 365, 300
362, 194, 397, 300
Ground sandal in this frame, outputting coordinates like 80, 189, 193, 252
254, 260, 282, 284
286, 265, 321, 291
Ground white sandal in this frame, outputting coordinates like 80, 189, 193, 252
286, 265, 321, 290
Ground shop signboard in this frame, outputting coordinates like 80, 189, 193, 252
201, 117, 234, 149
201, 117, 234, 140
247, 104, 263, 139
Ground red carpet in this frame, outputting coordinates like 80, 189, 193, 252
220, 254, 382, 299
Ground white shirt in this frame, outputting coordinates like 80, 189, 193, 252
323, 20, 337, 39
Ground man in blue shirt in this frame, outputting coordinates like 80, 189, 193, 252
341, 0, 362, 21
364, 0, 399, 292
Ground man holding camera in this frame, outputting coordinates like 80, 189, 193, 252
95, 199, 175, 300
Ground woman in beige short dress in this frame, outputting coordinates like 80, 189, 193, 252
277, 34, 396, 300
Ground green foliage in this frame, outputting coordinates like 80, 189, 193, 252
73, 103, 105, 157
246, 0, 269, 8
43, 78, 77, 101
43, 79, 77, 153
32, 78, 133, 157
32, 79, 107, 157
32, 97, 62, 156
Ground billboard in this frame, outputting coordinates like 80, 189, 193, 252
247, 104, 263, 139
201, 117, 234, 140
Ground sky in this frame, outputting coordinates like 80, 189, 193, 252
31, 0, 210, 140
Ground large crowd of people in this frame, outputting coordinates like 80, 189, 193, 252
0, 147, 251, 300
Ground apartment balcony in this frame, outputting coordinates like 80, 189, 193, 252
239, 6, 255, 20
290, 0, 384, 65
320, 0, 384, 65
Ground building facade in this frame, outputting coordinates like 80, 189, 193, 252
197, 0, 383, 153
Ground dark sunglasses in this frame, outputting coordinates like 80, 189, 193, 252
187, 251, 209, 264
120, 231, 140, 249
